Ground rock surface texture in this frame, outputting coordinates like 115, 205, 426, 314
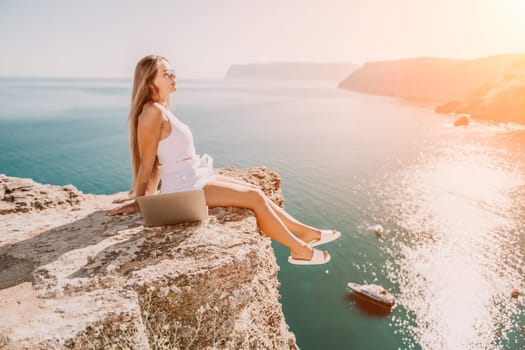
0, 168, 298, 350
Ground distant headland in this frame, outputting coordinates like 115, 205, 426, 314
338, 53, 525, 124
224, 62, 358, 82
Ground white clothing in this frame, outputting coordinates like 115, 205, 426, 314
154, 103, 216, 193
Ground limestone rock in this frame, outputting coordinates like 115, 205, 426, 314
0, 168, 298, 349
453, 115, 470, 126
0, 174, 84, 215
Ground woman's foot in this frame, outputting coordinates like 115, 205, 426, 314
289, 245, 330, 265
290, 244, 329, 261
297, 228, 340, 246
308, 230, 341, 247
296, 227, 322, 244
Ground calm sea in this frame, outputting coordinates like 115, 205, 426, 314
1, 77, 524, 350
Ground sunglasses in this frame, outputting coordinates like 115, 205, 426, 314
163, 69, 176, 79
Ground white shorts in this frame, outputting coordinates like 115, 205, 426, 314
159, 154, 216, 194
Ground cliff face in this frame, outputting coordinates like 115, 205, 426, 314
0, 169, 298, 350
339, 57, 471, 104
225, 62, 357, 82
435, 62, 525, 124
339, 54, 525, 101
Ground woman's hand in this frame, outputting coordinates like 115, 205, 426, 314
107, 201, 140, 216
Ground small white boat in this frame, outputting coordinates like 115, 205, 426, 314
347, 282, 396, 309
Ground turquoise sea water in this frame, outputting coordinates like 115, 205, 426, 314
1, 77, 524, 349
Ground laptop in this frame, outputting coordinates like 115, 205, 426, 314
136, 189, 208, 227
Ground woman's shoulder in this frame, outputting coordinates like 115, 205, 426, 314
138, 102, 164, 125
141, 101, 163, 113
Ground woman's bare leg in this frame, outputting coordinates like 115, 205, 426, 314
214, 174, 323, 243
203, 180, 329, 261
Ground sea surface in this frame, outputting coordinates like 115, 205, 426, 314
1, 77, 524, 350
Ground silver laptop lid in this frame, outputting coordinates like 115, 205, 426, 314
136, 189, 208, 227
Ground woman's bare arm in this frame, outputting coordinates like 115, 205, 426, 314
133, 104, 163, 197
107, 104, 163, 216
145, 162, 161, 195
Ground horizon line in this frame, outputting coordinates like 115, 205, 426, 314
3, 52, 525, 80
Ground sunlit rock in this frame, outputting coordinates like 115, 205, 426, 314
0, 169, 298, 349
454, 115, 470, 127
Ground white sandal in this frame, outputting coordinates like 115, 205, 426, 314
308, 230, 341, 247
288, 248, 331, 265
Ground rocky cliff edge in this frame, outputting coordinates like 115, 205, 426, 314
0, 168, 298, 350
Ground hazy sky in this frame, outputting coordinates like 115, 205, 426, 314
1, 0, 524, 79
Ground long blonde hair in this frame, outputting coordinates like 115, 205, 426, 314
129, 55, 168, 194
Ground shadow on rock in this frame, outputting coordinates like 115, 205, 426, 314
0, 210, 142, 290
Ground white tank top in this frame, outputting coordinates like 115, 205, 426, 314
153, 103, 216, 193
155, 103, 196, 166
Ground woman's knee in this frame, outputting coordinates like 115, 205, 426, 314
246, 188, 266, 208
217, 174, 259, 189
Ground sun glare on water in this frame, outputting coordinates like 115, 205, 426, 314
373, 131, 524, 349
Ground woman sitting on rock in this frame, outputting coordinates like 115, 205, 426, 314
107, 55, 340, 265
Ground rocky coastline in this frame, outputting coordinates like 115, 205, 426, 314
338, 54, 525, 125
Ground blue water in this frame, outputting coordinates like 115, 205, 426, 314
1, 77, 524, 349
